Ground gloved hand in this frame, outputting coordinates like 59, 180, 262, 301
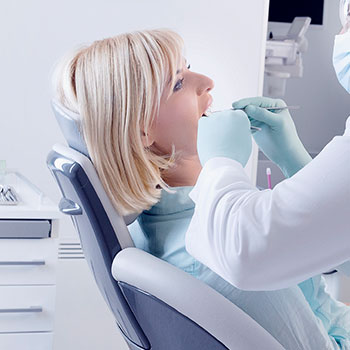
232, 97, 312, 178
197, 109, 252, 167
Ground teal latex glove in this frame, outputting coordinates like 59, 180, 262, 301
197, 109, 252, 167
232, 97, 312, 178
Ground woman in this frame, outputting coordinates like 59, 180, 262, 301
52, 29, 350, 349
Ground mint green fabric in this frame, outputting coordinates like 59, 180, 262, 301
128, 187, 348, 349
299, 275, 350, 349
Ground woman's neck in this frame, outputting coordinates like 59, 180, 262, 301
162, 157, 202, 187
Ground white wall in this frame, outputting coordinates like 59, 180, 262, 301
265, 0, 350, 154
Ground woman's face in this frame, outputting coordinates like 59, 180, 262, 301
145, 58, 214, 159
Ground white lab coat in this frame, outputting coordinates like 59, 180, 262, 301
185, 117, 350, 291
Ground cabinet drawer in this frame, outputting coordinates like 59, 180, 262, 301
0, 332, 53, 350
0, 220, 51, 238
0, 285, 55, 332
0, 238, 58, 285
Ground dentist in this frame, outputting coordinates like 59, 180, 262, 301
185, 1, 350, 291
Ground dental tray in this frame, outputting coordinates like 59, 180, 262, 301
0, 185, 20, 205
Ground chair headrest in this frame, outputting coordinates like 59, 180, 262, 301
51, 100, 140, 226
51, 99, 90, 158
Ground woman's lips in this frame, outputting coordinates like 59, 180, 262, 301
202, 95, 213, 116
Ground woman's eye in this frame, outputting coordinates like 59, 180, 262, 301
173, 78, 184, 92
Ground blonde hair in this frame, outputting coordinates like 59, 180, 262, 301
51, 29, 185, 216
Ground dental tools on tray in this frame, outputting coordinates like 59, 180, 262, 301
0, 185, 19, 205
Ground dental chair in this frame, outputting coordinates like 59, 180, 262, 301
47, 100, 284, 350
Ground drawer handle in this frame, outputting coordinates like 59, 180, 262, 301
0, 306, 43, 313
0, 260, 46, 266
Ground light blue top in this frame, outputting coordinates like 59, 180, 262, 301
129, 186, 199, 274
128, 186, 350, 350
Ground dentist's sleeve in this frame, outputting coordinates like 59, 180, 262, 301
185, 117, 350, 291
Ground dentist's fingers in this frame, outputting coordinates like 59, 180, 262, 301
245, 105, 280, 127
232, 97, 286, 110
249, 119, 264, 129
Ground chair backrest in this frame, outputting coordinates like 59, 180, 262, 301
47, 144, 150, 349
49, 100, 149, 348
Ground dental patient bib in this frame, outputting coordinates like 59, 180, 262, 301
129, 186, 200, 274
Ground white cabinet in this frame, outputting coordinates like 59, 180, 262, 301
0, 171, 60, 349
53, 234, 128, 350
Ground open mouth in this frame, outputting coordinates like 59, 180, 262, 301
202, 96, 213, 117
202, 107, 212, 117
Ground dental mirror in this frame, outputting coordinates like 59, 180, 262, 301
340, 0, 350, 26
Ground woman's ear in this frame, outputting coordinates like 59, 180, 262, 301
141, 130, 155, 148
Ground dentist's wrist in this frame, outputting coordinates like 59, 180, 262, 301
279, 142, 312, 178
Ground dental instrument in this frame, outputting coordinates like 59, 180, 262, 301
264, 106, 300, 111
234, 105, 299, 111
206, 105, 299, 115
0, 184, 19, 205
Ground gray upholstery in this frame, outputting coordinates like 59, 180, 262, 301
51, 99, 90, 157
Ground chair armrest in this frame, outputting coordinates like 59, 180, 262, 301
112, 248, 283, 350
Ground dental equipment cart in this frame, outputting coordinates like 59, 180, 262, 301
0, 171, 60, 350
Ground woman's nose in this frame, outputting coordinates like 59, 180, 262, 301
197, 75, 214, 95
206, 77, 214, 92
